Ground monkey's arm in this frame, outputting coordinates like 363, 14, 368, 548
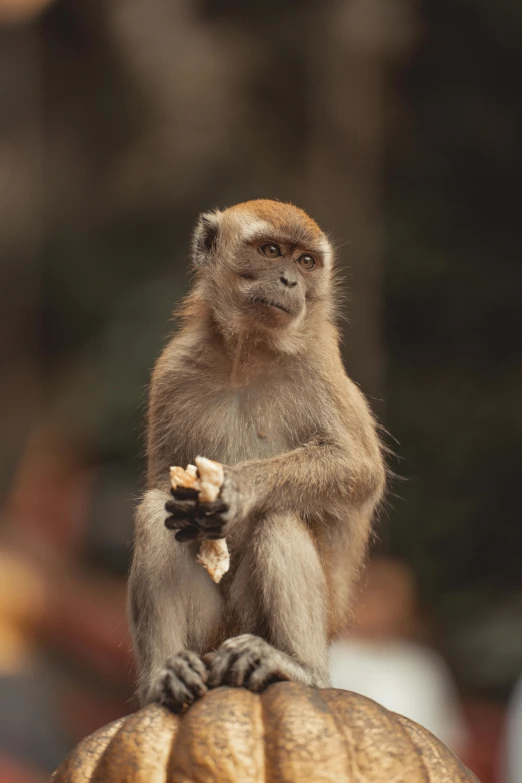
241, 375, 385, 517
232, 433, 384, 521
246, 371, 383, 516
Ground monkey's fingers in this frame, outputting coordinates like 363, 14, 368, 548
175, 650, 209, 685
175, 526, 201, 542
157, 651, 208, 712
194, 505, 227, 524
201, 527, 225, 540
165, 510, 197, 531
166, 519, 194, 533
207, 652, 236, 688
165, 499, 197, 520
165, 503, 198, 531
207, 636, 251, 688
171, 486, 199, 501
202, 651, 217, 667
247, 662, 288, 692
193, 512, 228, 538
169, 519, 223, 541
196, 499, 229, 516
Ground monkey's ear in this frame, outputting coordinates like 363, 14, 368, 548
191, 210, 223, 266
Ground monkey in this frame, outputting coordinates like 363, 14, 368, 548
128, 199, 386, 712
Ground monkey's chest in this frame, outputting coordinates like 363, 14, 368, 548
172, 384, 304, 466
214, 393, 290, 464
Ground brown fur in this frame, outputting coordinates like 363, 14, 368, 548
128, 201, 385, 708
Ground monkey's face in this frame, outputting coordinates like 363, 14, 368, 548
192, 200, 334, 336
231, 238, 319, 329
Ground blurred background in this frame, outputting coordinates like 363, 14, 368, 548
0, 0, 520, 781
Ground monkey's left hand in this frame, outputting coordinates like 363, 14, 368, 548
165, 467, 251, 542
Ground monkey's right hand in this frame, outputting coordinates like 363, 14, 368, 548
149, 651, 208, 713
165, 487, 229, 543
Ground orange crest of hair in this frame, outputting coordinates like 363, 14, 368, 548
225, 199, 326, 243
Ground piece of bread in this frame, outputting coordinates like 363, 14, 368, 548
196, 538, 230, 585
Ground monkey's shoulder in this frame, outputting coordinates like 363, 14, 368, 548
152, 332, 211, 380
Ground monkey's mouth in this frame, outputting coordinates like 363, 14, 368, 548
253, 297, 291, 315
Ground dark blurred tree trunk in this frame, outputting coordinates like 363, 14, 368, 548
0, 26, 43, 501
307, 0, 417, 405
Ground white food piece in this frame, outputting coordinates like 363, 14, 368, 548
196, 538, 230, 584
194, 456, 224, 502
169, 456, 229, 583
169, 465, 197, 489
185, 464, 198, 480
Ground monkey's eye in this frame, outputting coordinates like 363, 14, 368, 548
297, 254, 316, 270
260, 243, 282, 258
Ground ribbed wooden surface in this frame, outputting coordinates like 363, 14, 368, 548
52, 683, 479, 783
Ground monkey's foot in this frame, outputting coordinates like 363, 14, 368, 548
150, 651, 208, 713
205, 634, 308, 692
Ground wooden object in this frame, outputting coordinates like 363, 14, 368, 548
52, 683, 478, 782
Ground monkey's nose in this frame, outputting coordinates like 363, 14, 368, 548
279, 274, 298, 288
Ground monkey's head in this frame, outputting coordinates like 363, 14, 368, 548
190, 199, 335, 346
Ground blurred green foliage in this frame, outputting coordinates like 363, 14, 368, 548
383, 0, 521, 695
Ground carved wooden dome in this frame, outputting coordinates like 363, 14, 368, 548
52, 683, 478, 782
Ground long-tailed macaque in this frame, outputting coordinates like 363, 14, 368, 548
128, 200, 386, 711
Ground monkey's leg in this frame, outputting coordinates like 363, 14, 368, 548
208, 513, 330, 691
129, 489, 224, 710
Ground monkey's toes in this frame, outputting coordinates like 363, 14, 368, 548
246, 658, 290, 692
154, 651, 208, 712
207, 634, 267, 688
226, 649, 262, 687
